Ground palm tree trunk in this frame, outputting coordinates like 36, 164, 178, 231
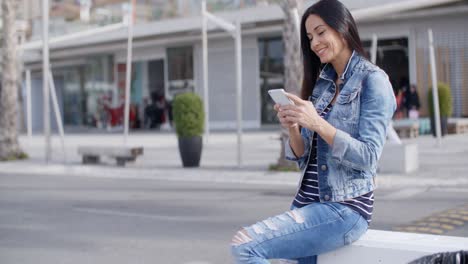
276, 0, 303, 168
0, 0, 23, 160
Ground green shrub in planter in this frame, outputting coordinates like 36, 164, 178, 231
173, 92, 205, 138
427, 82, 453, 117
172, 92, 205, 167
427, 82, 452, 136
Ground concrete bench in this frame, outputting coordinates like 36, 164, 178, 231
77, 146, 144, 166
379, 142, 418, 174
393, 119, 420, 138
417, 118, 431, 135
448, 118, 468, 134
319, 229, 468, 263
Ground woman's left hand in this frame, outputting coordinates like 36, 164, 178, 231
279, 92, 323, 132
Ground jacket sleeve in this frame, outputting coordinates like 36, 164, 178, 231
285, 126, 311, 170
330, 70, 397, 171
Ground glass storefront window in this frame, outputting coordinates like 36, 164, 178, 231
61, 67, 85, 126
362, 38, 409, 93
259, 37, 284, 124
167, 46, 193, 81
57, 55, 114, 129
167, 46, 194, 98
84, 55, 114, 128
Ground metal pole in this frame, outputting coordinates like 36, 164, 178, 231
371, 34, 401, 144
23, 0, 28, 21
21, 23, 126, 51
42, 0, 51, 162
202, 7, 241, 166
371, 34, 378, 64
428, 29, 442, 147
123, 0, 135, 145
26, 69, 32, 139
235, 20, 242, 168
291, 8, 301, 41
202, 0, 210, 143
204, 11, 236, 33
48, 70, 66, 162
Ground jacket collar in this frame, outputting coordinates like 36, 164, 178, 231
319, 50, 359, 82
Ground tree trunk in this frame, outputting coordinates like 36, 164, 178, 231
0, 0, 23, 160
276, 0, 303, 168
17, 52, 25, 133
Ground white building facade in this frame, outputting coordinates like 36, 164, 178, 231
18, 0, 468, 132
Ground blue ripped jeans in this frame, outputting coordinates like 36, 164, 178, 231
231, 202, 368, 264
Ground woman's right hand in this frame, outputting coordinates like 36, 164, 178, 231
274, 103, 298, 129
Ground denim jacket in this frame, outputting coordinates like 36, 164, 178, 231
285, 51, 397, 202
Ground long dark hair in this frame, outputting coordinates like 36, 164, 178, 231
300, 0, 366, 99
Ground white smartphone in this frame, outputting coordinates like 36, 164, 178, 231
268, 89, 294, 106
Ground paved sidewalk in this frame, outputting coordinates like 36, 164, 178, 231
1, 131, 468, 189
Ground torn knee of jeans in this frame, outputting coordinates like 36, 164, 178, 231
263, 218, 278, 231
287, 210, 305, 224
231, 228, 252, 246
252, 223, 265, 234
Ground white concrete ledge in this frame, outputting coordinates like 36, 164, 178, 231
379, 143, 419, 174
319, 229, 468, 263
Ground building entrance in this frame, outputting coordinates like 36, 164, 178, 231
363, 38, 409, 93
258, 37, 284, 125
364, 37, 409, 119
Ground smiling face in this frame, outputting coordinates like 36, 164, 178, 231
305, 14, 350, 65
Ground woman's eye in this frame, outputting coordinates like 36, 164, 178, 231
319, 31, 325, 35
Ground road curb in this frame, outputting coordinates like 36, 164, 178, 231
1, 161, 467, 189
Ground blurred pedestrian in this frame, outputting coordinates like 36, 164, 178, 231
394, 88, 405, 119
405, 84, 420, 119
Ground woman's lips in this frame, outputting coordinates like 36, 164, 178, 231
316, 47, 327, 57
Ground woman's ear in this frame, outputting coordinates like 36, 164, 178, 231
342, 25, 350, 41
340, 34, 348, 47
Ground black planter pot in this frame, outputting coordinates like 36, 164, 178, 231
430, 115, 448, 137
178, 136, 203, 167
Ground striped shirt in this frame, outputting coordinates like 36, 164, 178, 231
292, 103, 374, 223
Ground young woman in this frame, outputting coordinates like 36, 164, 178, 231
231, 0, 396, 263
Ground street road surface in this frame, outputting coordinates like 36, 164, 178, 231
1, 172, 467, 263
